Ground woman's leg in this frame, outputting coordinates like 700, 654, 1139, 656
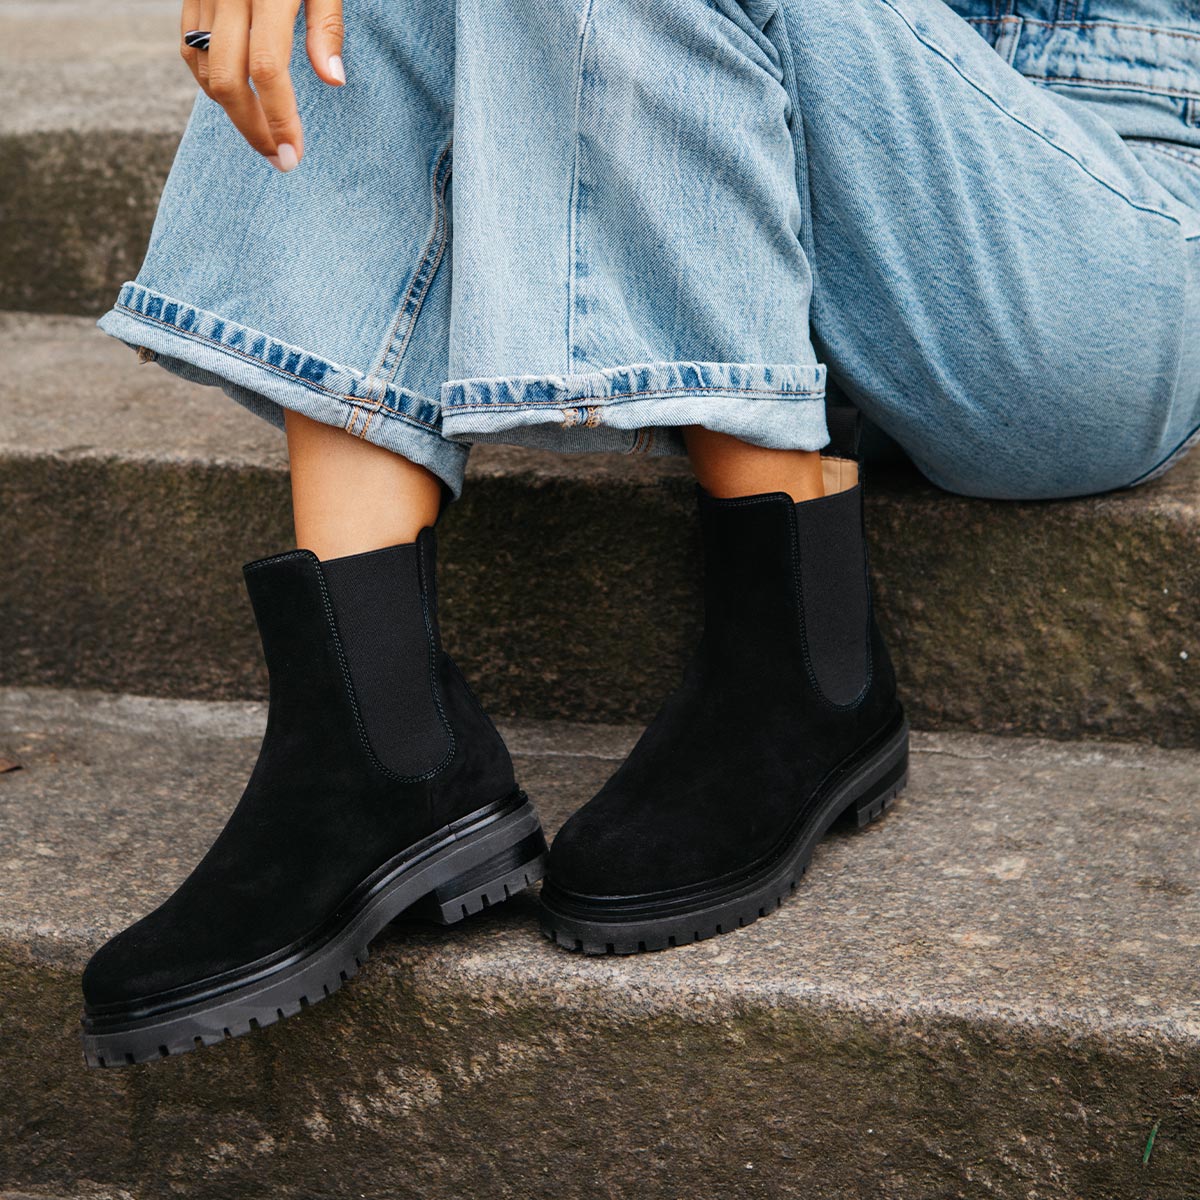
535, 0, 1199, 952
284, 412, 442, 558
81, 0, 549, 1066
436, 0, 1198, 500
439, 0, 830, 461
785, 0, 1200, 498
96, 0, 469, 500
684, 429, 825, 502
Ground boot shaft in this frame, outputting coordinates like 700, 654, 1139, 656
696, 456, 890, 710
242, 529, 513, 802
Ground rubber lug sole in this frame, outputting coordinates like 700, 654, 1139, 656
538, 717, 908, 956
81, 795, 547, 1068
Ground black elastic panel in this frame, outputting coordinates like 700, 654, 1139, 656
793, 486, 870, 705
320, 541, 450, 777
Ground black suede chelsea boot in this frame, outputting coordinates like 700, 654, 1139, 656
539, 438, 908, 955
81, 528, 546, 1066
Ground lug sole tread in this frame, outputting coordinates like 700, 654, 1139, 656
541, 773, 906, 957
82, 803, 546, 1068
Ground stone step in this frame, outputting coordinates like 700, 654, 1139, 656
0, 1192, 133, 1200
1, 686, 1197, 1198
4, 311, 1199, 744
0, 0, 195, 314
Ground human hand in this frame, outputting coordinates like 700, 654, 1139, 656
180, 0, 345, 171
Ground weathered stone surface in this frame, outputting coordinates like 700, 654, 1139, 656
3, 314, 1199, 744
0, 687, 1197, 1198
0, 1, 195, 138
0, 1, 193, 314
0, 1191, 134, 1200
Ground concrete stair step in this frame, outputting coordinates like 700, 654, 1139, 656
4, 311, 1199, 744
0, 0, 195, 315
1, 1192, 133, 1200
0, 686, 1197, 1198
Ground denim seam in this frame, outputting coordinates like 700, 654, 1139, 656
566, 0, 597, 375
629, 427, 652, 455
1135, 139, 1200, 168
111, 297, 445, 434
879, 0, 1186, 229
964, 16, 1200, 45
993, 15, 1024, 67
767, 5, 820, 300
1125, 420, 1200, 486
1021, 74, 1200, 102
356, 138, 454, 441
444, 385, 825, 413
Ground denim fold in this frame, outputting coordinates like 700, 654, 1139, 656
440, 361, 828, 456
98, 282, 469, 494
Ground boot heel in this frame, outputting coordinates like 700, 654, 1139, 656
408, 830, 549, 925
850, 719, 910, 829
853, 767, 908, 827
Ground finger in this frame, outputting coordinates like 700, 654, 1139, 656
304, 0, 345, 86
206, 0, 279, 160
180, 0, 204, 84
193, 0, 215, 88
247, 0, 305, 167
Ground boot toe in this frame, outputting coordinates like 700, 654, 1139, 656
548, 804, 636, 897
81, 917, 176, 1009
81, 896, 259, 1010
548, 790, 750, 898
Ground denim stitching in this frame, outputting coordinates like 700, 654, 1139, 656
446, 384, 825, 413
993, 15, 1024, 67
878, 0, 1185, 227
965, 16, 1200, 45
359, 139, 454, 441
1136, 140, 1200, 168
1021, 74, 1200, 102
767, 4, 821, 306
962, 14, 1200, 98
567, 0, 597, 374
112, 298, 444, 434
1125, 420, 1200, 485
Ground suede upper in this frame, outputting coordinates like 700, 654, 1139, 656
547, 483, 900, 899
82, 533, 515, 1009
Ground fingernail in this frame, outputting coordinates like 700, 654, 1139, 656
329, 54, 345, 85
274, 143, 299, 172
267, 154, 282, 169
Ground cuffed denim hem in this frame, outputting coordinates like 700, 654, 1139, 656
95, 282, 471, 497
439, 361, 830, 457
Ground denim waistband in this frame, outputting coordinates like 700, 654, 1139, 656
959, 13, 1200, 103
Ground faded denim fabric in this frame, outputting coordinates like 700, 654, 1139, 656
97, 0, 1200, 500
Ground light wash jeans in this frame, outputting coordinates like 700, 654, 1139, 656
97, 0, 1200, 501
